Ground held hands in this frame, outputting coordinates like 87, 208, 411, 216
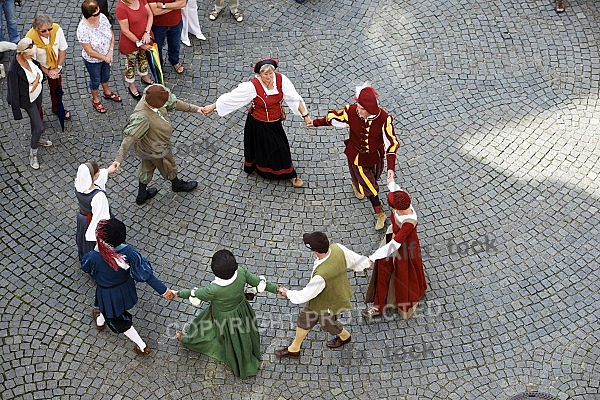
109, 161, 120, 173
277, 287, 288, 298
163, 288, 178, 300
387, 170, 395, 184
199, 104, 216, 116
47, 69, 60, 80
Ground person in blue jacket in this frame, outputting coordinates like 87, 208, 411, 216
81, 218, 177, 355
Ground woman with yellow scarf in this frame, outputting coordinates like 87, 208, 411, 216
26, 14, 71, 121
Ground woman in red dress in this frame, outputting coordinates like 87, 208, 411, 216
365, 182, 426, 320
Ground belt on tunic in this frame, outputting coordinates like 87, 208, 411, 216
97, 279, 130, 289
248, 112, 282, 123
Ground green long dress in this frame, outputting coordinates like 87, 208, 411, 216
177, 267, 278, 378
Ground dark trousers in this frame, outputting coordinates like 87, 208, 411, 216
24, 94, 44, 149
152, 20, 183, 66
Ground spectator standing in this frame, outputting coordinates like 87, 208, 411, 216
26, 14, 72, 121
180, 0, 206, 47
208, 0, 243, 22
96, 0, 115, 22
0, 0, 20, 44
77, 0, 122, 114
6, 37, 53, 170
115, 0, 154, 100
148, 0, 186, 74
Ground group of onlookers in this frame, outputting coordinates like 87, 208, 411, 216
4, 0, 212, 170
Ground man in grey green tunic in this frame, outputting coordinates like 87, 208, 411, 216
275, 231, 370, 358
111, 84, 203, 205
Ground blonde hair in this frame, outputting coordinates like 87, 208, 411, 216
259, 64, 275, 74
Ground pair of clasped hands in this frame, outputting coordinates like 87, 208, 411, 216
162, 289, 178, 300
197, 104, 313, 128
161, 288, 292, 300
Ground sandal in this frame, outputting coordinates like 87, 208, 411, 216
92, 100, 107, 113
128, 86, 142, 100
555, 0, 565, 13
231, 10, 243, 22
53, 110, 71, 120
290, 177, 304, 188
209, 9, 221, 20
362, 307, 382, 318
103, 91, 122, 102
140, 76, 155, 86
173, 63, 184, 74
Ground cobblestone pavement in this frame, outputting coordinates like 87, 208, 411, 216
1, 0, 598, 399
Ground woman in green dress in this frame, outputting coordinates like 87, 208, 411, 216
175, 249, 280, 378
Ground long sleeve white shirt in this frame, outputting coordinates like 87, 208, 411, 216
84, 169, 110, 241
286, 243, 370, 305
215, 73, 306, 117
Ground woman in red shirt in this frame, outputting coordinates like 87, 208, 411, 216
115, 0, 155, 100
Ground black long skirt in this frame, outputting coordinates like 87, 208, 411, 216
243, 114, 297, 180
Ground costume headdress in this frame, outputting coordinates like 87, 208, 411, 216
144, 84, 170, 108
354, 82, 379, 115
387, 190, 411, 211
303, 231, 330, 253
96, 218, 128, 271
253, 58, 278, 73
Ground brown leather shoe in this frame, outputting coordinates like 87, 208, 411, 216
326, 335, 351, 349
175, 331, 184, 341
134, 345, 152, 356
274, 348, 300, 358
91, 307, 105, 331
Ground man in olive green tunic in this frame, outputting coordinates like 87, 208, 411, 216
111, 84, 203, 205
275, 231, 370, 358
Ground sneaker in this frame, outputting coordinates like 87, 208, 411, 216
231, 10, 243, 22
38, 139, 53, 147
195, 33, 206, 41
209, 9, 220, 20
29, 154, 39, 169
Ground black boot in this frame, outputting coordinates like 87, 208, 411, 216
135, 182, 159, 205
171, 177, 198, 192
